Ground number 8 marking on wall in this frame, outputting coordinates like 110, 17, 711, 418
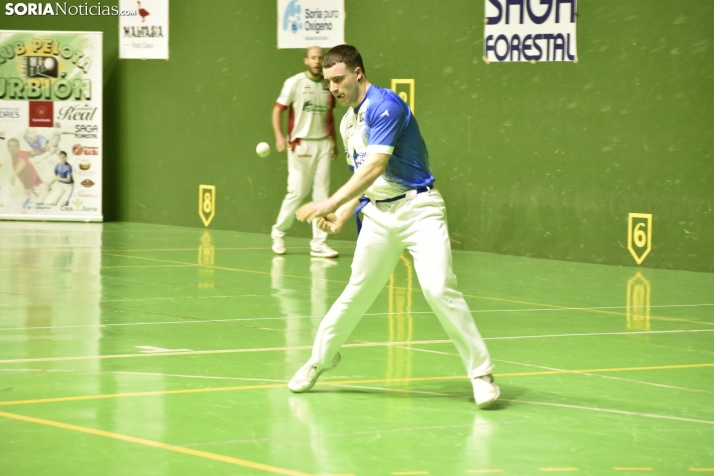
199, 184, 216, 227
627, 213, 652, 265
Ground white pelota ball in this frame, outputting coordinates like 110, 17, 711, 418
256, 142, 270, 158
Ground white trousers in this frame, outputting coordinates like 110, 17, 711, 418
308, 189, 494, 379
272, 138, 332, 249
45, 182, 73, 206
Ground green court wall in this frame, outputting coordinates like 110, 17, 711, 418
2, 0, 712, 272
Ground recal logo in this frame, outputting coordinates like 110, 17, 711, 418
29, 101, 53, 127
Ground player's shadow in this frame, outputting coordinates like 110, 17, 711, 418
308, 380, 527, 411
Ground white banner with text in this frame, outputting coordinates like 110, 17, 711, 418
278, 0, 345, 49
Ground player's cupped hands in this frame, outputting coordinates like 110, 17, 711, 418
275, 136, 289, 154
296, 199, 337, 223
315, 213, 343, 234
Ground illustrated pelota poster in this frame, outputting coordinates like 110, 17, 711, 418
0, 30, 103, 222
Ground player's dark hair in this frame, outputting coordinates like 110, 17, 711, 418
59, 151, 67, 158
323, 44, 365, 75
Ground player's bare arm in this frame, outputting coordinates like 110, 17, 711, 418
327, 109, 338, 160
296, 152, 390, 223
13, 160, 26, 174
12, 160, 26, 184
271, 105, 289, 153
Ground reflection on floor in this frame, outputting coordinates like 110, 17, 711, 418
1, 221, 713, 475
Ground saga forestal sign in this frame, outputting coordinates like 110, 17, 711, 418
484, 0, 577, 63
277, 0, 345, 49
0, 30, 103, 222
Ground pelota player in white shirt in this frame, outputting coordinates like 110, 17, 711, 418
289, 45, 500, 407
271, 46, 340, 258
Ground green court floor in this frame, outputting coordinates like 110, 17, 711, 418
0, 221, 712, 475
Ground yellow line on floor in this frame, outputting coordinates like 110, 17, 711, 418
0, 345, 316, 364
1, 362, 712, 407
690, 469, 714, 472
0, 341, 459, 364
0, 265, 193, 272
0, 383, 286, 406
102, 253, 349, 285
103, 253, 714, 327
0, 410, 315, 476
0, 246, 321, 254
460, 293, 713, 327
2, 336, 713, 373
493, 362, 714, 377
6, 249, 709, 329
8, 248, 702, 329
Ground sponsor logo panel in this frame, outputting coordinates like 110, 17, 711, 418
23, 56, 59, 79
0, 106, 22, 121
72, 144, 99, 156
29, 101, 54, 127
57, 104, 98, 122
74, 124, 99, 139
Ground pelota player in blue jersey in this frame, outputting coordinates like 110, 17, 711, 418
290, 45, 500, 407
46, 150, 74, 206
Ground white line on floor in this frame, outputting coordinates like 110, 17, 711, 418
1, 329, 714, 364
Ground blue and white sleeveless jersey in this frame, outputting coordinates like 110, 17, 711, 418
54, 162, 73, 184
339, 85, 434, 201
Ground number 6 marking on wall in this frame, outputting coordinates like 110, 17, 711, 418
627, 213, 652, 265
199, 184, 216, 227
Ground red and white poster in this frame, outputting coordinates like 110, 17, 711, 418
0, 30, 103, 222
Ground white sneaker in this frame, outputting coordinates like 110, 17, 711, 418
288, 353, 341, 393
472, 374, 500, 407
272, 237, 286, 255
310, 244, 339, 258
